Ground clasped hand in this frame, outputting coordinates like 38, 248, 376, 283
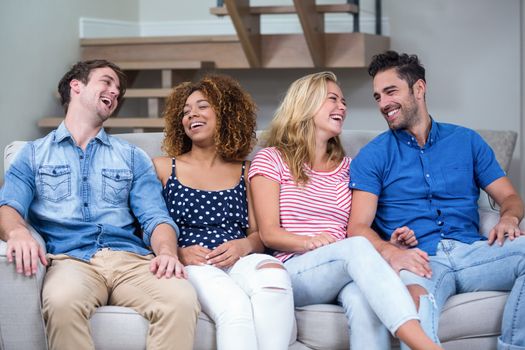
385, 226, 432, 278
178, 239, 251, 268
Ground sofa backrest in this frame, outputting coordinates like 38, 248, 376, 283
3, 129, 517, 175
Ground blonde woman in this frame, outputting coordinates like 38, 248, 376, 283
249, 71, 442, 350
154, 75, 294, 350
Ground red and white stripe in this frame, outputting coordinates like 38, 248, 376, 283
249, 147, 352, 261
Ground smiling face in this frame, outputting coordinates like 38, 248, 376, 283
313, 81, 347, 141
182, 90, 217, 146
372, 68, 424, 131
74, 67, 121, 122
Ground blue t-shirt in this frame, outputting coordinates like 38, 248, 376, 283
349, 119, 505, 255
163, 159, 248, 249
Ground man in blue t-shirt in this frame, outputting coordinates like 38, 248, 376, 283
348, 50, 525, 349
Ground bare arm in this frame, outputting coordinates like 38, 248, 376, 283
0, 205, 47, 276
149, 223, 186, 278
485, 176, 524, 245
250, 175, 336, 253
347, 190, 431, 277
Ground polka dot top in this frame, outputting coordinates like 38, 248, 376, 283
163, 158, 248, 249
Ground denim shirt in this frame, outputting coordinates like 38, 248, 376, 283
0, 123, 179, 261
349, 120, 505, 255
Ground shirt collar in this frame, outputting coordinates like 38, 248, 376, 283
53, 121, 111, 147
392, 116, 439, 149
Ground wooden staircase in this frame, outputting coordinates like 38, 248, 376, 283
39, 0, 389, 132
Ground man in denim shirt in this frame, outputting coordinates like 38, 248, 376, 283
347, 51, 525, 350
0, 60, 199, 350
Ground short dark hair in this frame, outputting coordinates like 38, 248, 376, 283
58, 59, 127, 112
368, 50, 425, 88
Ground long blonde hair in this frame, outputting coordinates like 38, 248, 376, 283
264, 71, 345, 184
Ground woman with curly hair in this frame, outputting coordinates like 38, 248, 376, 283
249, 72, 442, 350
154, 74, 294, 350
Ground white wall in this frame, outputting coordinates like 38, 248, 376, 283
1, 0, 522, 192
0, 0, 139, 183
137, 0, 525, 188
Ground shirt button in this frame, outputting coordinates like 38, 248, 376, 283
426, 174, 430, 177
420, 150, 424, 154
437, 221, 443, 226
79, 155, 84, 159
84, 203, 88, 207
440, 233, 445, 237
82, 176, 87, 181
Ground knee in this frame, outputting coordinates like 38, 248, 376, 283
406, 284, 428, 311
165, 280, 200, 315
345, 236, 374, 253
254, 260, 292, 293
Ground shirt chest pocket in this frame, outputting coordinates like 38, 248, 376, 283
102, 169, 133, 205
442, 164, 472, 196
38, 165, 71, 202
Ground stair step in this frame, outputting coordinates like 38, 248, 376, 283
81, 33, 389, 69
126, 88, 172, 98
39, 117, 165, 130
115, 60, 215, 70
210, 4, 358, 16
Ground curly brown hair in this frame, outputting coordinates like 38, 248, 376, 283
162, 75, 257, 161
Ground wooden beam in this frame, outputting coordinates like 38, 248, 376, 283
210, 4, 358, 16
81, 33, 389, 69
81, 35, 239, 46
224, 0, 261, 68
293, 0, 325, 67
125, 89, 171, 98
116, 60, 215, 70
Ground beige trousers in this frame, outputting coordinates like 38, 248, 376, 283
42, 249, 200, 350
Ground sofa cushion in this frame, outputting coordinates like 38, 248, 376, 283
438, 291, 508, 348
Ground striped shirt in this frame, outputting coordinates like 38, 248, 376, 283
248, 147, 352, 261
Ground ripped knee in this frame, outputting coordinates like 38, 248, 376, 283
407, 284, 428, 310
255, 260, 290, 291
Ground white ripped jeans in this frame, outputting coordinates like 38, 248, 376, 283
186, 253, 295, 350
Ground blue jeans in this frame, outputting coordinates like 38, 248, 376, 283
284, 236, 418, 350
400, 237, 525, 350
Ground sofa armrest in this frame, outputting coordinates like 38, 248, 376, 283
0, 226, 48, 350
478, 208, 525, 239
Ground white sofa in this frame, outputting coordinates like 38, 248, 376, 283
0, 129, 519, 350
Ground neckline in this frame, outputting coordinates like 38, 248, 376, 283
308, 157, 349, 175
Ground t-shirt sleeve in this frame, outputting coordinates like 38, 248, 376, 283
348, 144, 384, 196
248, 147, 283, 183
471, 131, 506, 189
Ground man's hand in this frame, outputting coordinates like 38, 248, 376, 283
390, 226, 418, 248
206, 239, 252, 268
6, 227, 47, 276
178, 245, 212, 266
303, 232, 337, 252
150, 254, 187, 279
382, 244, 432, 278
488, 216, 523, 246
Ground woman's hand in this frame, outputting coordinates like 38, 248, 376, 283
390, 226, 418, 248
206, 239, 252, 268
303, 232, 337, 252
178, 245, 212, 266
